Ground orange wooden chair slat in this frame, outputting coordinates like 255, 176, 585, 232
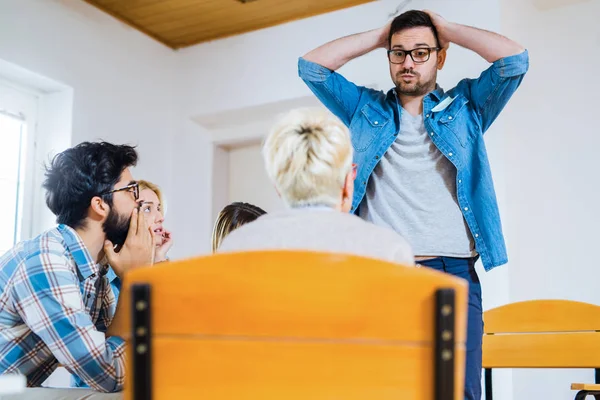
113, 251, 469, 400
482, 299, 600, 399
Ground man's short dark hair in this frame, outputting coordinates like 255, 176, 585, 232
388, 10, 441, 48
43, 141, 138, 229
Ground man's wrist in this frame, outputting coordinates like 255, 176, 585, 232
377, 26, 389, 48
439, 21, 459, 45
111, 264, 124, 279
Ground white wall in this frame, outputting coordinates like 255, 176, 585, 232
499, 0, 600, 398
0, 0, 178, 233
228, 144, 284, 213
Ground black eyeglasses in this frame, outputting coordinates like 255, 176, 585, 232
387, 47, 440, 64
101, 182, 139, 200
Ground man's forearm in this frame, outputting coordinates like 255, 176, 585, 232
445, 23, 525, 63
303, 27, 388, 71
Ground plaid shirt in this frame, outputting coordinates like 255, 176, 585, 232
0, 225, 125, 392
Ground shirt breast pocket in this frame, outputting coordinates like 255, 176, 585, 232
351, 103, 390, 152
437, 96, 480, 148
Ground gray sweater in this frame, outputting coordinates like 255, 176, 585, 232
218, 208, 414, 266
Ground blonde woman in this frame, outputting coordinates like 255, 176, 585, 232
218, 108, 414, 266
212, 202, 266, 253
137, 180, 172, 262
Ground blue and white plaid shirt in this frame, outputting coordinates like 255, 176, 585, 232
0, 224, 125, 392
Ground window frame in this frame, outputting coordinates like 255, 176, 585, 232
0, 81, 40, 245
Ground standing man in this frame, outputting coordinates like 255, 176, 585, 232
298, 9, 528, 399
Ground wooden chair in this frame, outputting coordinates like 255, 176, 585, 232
482, 300, 600, 400
113, 251, 469, 400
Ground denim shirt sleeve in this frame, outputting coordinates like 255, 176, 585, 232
298, 57, 369, 126
456, 50, 529, 133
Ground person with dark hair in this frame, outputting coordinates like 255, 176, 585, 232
0, 141, 155, 397
298, 9, 528, 400
212, 202, 266, 252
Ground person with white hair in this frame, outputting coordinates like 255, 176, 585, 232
218, 108, 414, 266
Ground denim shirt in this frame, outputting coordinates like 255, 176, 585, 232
298, 50, 529, 270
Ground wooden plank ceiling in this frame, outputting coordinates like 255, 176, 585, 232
83, 0, 375, 49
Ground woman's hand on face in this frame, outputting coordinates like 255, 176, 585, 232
155, 229, 173, 263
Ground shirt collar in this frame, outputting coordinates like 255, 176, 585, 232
429, 84, 445, 101
291, 204, 336, 211
57, 224, 101, 280
104, 265, 119, 283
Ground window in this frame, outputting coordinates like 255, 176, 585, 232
0, 113, 28, 254
0, 82, 39, 255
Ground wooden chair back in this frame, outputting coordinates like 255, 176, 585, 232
114, 251, 469, 400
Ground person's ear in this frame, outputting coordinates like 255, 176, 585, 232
341, 171, 354, 213
437, 47, 448, 70
89, 196, 109, 221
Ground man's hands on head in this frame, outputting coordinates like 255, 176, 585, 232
104, 207, 155, 278
423, 9, 525, 62
423, 10, 451, 50
381, 10, 451, 50
378, 20, 392, 50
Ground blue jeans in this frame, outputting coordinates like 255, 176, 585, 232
419, 256, 482, 400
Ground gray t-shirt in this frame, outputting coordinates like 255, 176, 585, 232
218, 207, 414, 266
359, 110, 475, 258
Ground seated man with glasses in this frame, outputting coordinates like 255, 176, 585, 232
298, 9, 528, 400
0, 141, 155, 398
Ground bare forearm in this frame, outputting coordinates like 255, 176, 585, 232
303, 27, 388, 71
445, 23, 525, 63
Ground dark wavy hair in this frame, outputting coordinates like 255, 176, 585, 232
388, 10, 441, 48
43, 141, 138, 229
212, 202, 266, 252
